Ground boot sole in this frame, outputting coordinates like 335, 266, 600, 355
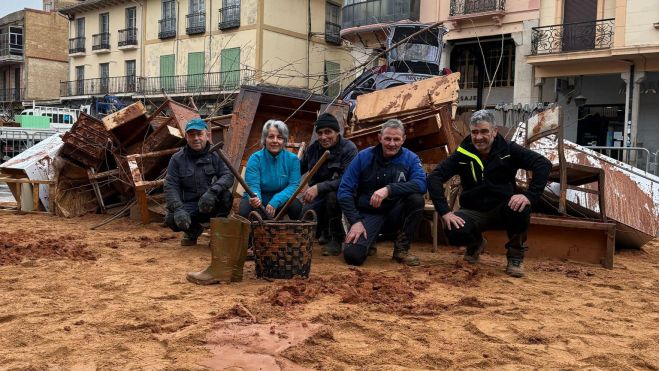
186, 274, 221, 285
505, 269, 524, 278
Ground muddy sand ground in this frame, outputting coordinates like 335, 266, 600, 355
0, 213, 657, 370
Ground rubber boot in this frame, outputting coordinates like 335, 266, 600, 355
186, 217, 247, 285
230, 217, 250, 282
318, 229, 330, 245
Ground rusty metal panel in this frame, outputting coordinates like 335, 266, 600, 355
354, 73, 461, 122
60, 113, 113, 169
526, 106, 559, 143
513, 122, 659, 247
166, 100, 201, 134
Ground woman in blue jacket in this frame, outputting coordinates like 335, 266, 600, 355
239, 119, 302, 219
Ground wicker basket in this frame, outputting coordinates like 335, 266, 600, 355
249, 210, 316, 279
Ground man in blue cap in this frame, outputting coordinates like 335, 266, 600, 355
164, 118, 234, 246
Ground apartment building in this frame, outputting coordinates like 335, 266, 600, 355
0, 8, 69, 110
60, 0, 353, 113
527, 0, 659, 169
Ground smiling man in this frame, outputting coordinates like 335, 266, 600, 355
301, 113, 358, 256
164, 118, 234, 246
338, 119, 427, 266
427, 110, 551, 277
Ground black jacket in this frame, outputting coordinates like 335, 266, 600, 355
164, 143, 234, 211
300, 136, 358, 195
428, 134, 551, 215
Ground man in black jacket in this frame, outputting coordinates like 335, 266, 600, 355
301, 113, 358, 256
164, 118, 234, 246
428, 110, 551, 277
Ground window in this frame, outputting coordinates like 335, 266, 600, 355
450, 40, 515, 90
99, 63, 109, 93
126, 7, 137, 29
219, 0, 240, 29
95, 13, 110, 49
99, 13, 109, 34
125, 60, 136, 91
324, 60, 340, 97
160, 54, 175, 91
76, 18, 85, 38
187, 0, 206, 34
75, 66, 84, 95
220, 47, 240, 89
325, 2, 341, 45
160, 0, 177, 38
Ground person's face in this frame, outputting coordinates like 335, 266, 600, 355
265, 126, 285, 154
470, 121, 497, 155
378, 127, 405, 158
316, 128, 339, 149
185, 129, 209, 151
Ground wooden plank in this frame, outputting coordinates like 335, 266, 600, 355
32, 185, 39, 212
530, 215, 614, 230
0, 177, 55, 185
102, 101, 147, 131
135, 189, 150, 225
354, 73, 461, 122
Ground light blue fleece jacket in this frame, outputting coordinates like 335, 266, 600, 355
243, 148, 301, 209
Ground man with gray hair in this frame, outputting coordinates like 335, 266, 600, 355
427, 109, 551, 277
338, 119, 427, 266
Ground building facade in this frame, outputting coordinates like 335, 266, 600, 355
0, 8, 69, 111
527, 0, 659, 171
60, 0, 353, 114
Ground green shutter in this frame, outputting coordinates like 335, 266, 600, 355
220, 47, 240, 90
324, 60, 340, 97
187, 51, 205, 90
160, 54, 175, 92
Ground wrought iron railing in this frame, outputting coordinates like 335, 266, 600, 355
92, 32, 111, 50
325, 21, 341, 45
137, 69, 255, 95
341, 0, 420, 29
449, 0, 505, 16
118, 28, 138, 47
186, 12, 206, 34
219, 5, 240, 29
68, 37, 85, 54
531, 18, 615, 55
0, 88, 24, 102
60, 75, 137, 97
0, 33, 23, 58
159, 17, 177, 39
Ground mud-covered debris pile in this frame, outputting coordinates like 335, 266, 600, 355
0, 231, 96, 265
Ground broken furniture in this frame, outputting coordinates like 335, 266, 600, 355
525, 107, 606, 221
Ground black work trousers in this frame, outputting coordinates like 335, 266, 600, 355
164, 189, 233, 237
343, 193, 425, 266
302, 191, 344, 240
445, 200, 531, 259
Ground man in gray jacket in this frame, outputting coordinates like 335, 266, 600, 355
164, 118, 234, 246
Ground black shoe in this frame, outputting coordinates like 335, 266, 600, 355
181, 233, 198, 246
464, 238, 487, 264
318, 229, 330, 245
367, 246, 377, 257
321, 240, 342, 256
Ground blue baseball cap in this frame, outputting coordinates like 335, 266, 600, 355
185, 118, 208, 132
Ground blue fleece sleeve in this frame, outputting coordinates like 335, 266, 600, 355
244, 153, 262, 200
269, 154, 301, 209
337, 150, 363, 225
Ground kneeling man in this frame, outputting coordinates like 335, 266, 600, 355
338, 119, 427, 266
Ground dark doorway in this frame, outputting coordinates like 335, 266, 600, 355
577, 104, 624, 158
562, 0, 597, 52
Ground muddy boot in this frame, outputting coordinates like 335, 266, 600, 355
392, 232, 420, 266
367, 246, 377, 257
180, 224, 203, 246
187, 217, 246, 285
318, 229, 330, 245
321, 239, 342, 256
506, 257, 525, 278
464, 237, 487, 264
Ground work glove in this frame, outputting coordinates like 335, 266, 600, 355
173, 209, 191, 231
198, 189, 218, 214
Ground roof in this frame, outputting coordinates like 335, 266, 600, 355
59, 0, 132, 15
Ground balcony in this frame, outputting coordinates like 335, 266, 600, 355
68, 37, 85, 55
218, 5, 240, 30
0, 88, 24, 102
138, 69, 255, 96
448, 0, 506, 29
159, 18, 176, 39
341, 0, 420, 46
92, 32, 111, 52
118, 28, 138, 49
0, 31, 23, 64
531, 19, 615, 55
186, 12, 206, 35
60, 76, 137, 97
325, 21, 341, 45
